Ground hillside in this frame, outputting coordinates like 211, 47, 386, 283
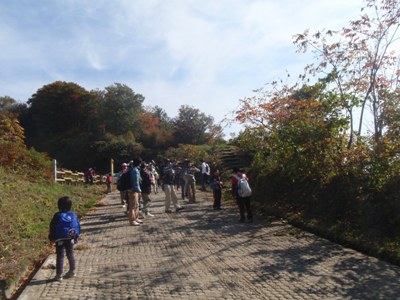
0, 167, 104, 297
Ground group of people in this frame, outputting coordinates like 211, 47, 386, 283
49, 158, 253, 281
113, 158, 253, 224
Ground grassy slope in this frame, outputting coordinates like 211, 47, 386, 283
0, 167, 104, 287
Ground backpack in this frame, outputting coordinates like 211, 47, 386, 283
234, 174, 252, 198
205, 164, 210, 173
118, 170, 133, 191
55, 212, 80, 241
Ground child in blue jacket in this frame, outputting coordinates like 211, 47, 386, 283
49, 196, 80, 281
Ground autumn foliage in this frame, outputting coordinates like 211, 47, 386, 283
231, 0, 400, 261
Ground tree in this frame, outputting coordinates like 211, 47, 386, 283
98, 83, 144, 136
25, 81, 97, 140
172, 105, 216, 145
138, 109, 173, 149
23, 81, 99, 169
0, 96, 17, 111
293, 0, 400, 148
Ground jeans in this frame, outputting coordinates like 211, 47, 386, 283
56, 239, 75, 276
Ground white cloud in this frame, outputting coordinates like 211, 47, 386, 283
0, 0, 367, 135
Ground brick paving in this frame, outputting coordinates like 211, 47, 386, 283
18, 190, 400, 299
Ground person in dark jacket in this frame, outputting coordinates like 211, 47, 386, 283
140, 162, 154, 217
210, 169, 223, 210
49, 196, 80, 281
162, 160, 184, 213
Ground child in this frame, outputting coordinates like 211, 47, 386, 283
106, 173, 113, 193
49, 196, 80, 281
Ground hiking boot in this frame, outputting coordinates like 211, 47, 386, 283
54, 275, 63, 282
64, 271, 76, 279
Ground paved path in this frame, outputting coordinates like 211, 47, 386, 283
18, 190, 400, 299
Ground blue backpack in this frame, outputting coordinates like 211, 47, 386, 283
55, 212, 80, 241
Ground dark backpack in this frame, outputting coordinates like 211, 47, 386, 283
55, 212, 80, 241
119, 170, 133, 191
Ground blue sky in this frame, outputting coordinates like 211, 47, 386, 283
0, 0, 364, 136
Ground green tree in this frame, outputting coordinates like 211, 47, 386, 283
172, 105, 216, 145
98, 83, 144, 136
24, 81, 98, 169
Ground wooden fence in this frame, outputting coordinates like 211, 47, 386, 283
52, 159, 102, 184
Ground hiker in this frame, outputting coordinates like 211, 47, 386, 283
117, 163, 129, 208
183, 160, 200, 203
148, 162, 159, 194
105, 173, 113, 193
127, 159, 142, 226
210, 169, 223, 210
49, 196, 81, 281
139, 162, 154, 218
232, 168, 253, 223
162, 159, 184, 213
200, 158, 210, 191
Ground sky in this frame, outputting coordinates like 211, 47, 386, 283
0, 0, 365, 136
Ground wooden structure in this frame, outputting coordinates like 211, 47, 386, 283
52, 159, 101, 184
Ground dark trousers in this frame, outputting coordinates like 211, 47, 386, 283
201, 173, 209, 190
237, 196, 253, 221
56, 240, 75, 276
213, 189, 222, 209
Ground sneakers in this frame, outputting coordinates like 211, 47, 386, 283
122, 204, 126, 208
146, 212, 155, 217
176, 206, 185, 212
165, 209, 172, 213
64, 271, 76, 279
131, 221, 140, 226
136, 219, 143, 224
54, 275, 63, 282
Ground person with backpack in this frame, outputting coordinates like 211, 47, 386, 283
139, 162, 154, 218
48, 196, 81, 281
232, 168, 253, 223
126, 159, 142, 226
162, 159, 184, 213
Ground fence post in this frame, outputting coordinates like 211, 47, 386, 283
52, 159, 57, 183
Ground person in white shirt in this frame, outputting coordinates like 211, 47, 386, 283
200, 158, 210, 191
